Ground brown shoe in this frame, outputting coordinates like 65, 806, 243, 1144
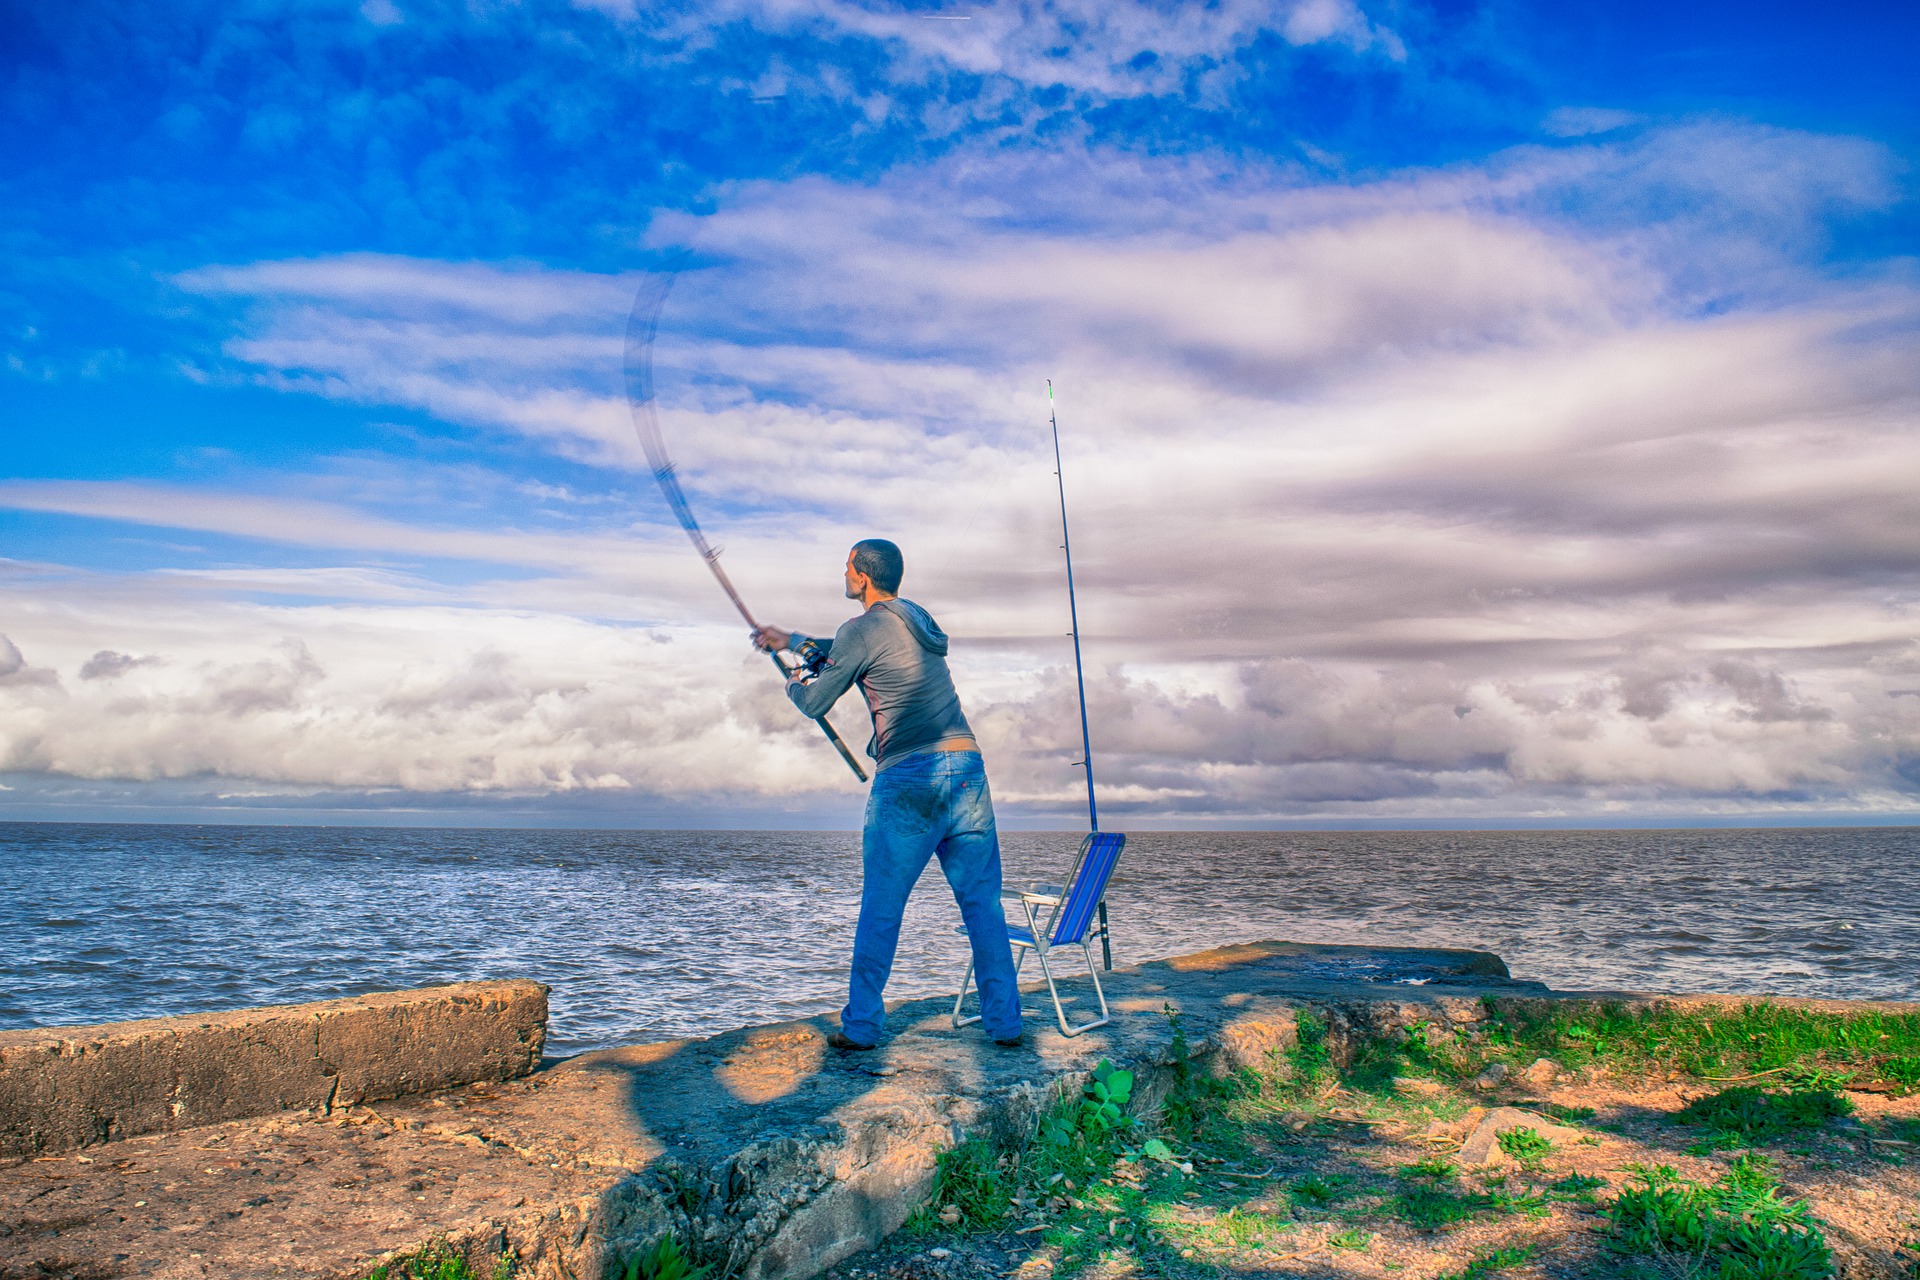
827, 1030, 877, 1051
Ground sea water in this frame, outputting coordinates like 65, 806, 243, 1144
2, 824, 1914, 1054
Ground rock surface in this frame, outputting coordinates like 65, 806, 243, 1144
1471, 1061, 1510, 1090
0, 981, 549, 1160
0, 941, 1527, 1279
19, 944, 1909, 1280
1456, 1106, 1589, 1166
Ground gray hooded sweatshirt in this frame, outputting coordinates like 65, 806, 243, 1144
786, 598, 976, 769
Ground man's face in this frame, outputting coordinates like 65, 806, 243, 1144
844, 550, 865, 600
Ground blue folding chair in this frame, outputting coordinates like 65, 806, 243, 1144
953, 831, 1127, 1038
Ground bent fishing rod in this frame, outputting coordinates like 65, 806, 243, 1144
1047, 380, 1111, 968
623, 269, 869, 782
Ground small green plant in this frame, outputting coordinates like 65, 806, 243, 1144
1329, 1227, 1372, 1251
1290, 1173, 1345, 1206
1488, 1187, 1549, 1219
1290, 1011, 1332, 1087
616, 1236, 710, 1280
1675, 1086, 1852, 1141
1160, 1006, 1231, 1138
923, 1136, 1015, 1228
1543, 1102, 1595, 1122
1435, 1242, 1537, 1279
368, 1238, 510, 1280
1042, 1060, 1135, 1148
1547, 1173, 1606, 1202
1396, 1184, 1488, 1229
1883, 1055, 1920, 1091
1604, 1154, 1831, 1279
1496, 1126, 1555, 1161
1402, 1156, 1459, 1180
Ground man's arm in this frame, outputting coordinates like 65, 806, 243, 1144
786, 623, 864, 719
753, 626, 833, 657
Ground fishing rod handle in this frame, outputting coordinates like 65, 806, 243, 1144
767, 651, 870, 782
818, 717, 870, 782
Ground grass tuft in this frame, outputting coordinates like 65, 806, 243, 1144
1481, 1000, 1920, 1086
1290, 1173, 1348, 1206
615, 1236, 710, 1280
1603, 1154, 1830, 1279
1435, 1242, 1536, 1279
899, 999, 1894, 1279
1674, 1086, 1852, 1142
1290, 1010, 1333, 1088
1401, 1156, 1459, 1181
1496, 1127, 1555, 1161
367, 1238, 510, 1280
1395, 1184, 1490, 1230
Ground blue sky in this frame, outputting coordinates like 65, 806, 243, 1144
3, 0, 1918, 826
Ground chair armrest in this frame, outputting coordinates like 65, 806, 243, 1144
1017, 892, 1061, 908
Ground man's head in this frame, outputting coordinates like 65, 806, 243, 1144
845, 538, 903, 602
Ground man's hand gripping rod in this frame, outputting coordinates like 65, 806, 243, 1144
624, 270, 869, 782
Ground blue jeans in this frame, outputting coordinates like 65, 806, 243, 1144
841, 749, 1022, 1044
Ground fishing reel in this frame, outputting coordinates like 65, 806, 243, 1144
774, 635, 832, 682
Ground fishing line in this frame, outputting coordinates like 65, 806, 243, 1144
623, 266, 869, 782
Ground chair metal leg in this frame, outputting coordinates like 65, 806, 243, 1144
954, 947, 1031, 1029
1032, 941, 1111, 1038
1076, 940, 1111, 1032
952, 957, 980, 1028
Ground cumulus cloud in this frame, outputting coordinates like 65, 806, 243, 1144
8, 123, 1920, 821
77, 650, 159, 680
0, 600, 858, 801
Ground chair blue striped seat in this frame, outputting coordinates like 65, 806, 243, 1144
954, 831, 1127, 1038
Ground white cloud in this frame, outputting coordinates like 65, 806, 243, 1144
1542, 107, 1640, 138
693, 0, 1407, 105
7, 124, 1920, 819
0, 600, 858, 800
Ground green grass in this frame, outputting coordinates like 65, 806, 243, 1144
1291, 1172, 1349, 1206
1158, 1203, 1296, 1255
1395, 1183, 1491, 1229
1329, 1227, 1372, 1251
1603, 1155, 1832, 1279
613, 1237, 710, 1280
1880, 1056, 1920, 1092
1674, 1086, 1852, 1142
1486, 1186, 1549, 1219
1496, 1127, 1555, 1161
1547, 1173, 1606, 1202
919, 1053, 1159, 1234
1435, 1242, 1536, 1280
1390, 1158, 1522, 1231
904, 999, 1876, 1279
367, 1238, 511, 1280
1477, 1000, 1920, 1086
1290, 1009, 1333, 1087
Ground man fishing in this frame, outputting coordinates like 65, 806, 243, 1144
753, 539, 1024, 1051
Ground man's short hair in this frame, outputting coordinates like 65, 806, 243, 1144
851, 539, 904, 594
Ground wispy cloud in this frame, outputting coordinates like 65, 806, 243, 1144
6, 121, 1918, 820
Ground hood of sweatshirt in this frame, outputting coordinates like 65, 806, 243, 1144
876, 598, 949, 656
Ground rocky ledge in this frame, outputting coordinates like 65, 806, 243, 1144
0, 940, 1811, 1280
